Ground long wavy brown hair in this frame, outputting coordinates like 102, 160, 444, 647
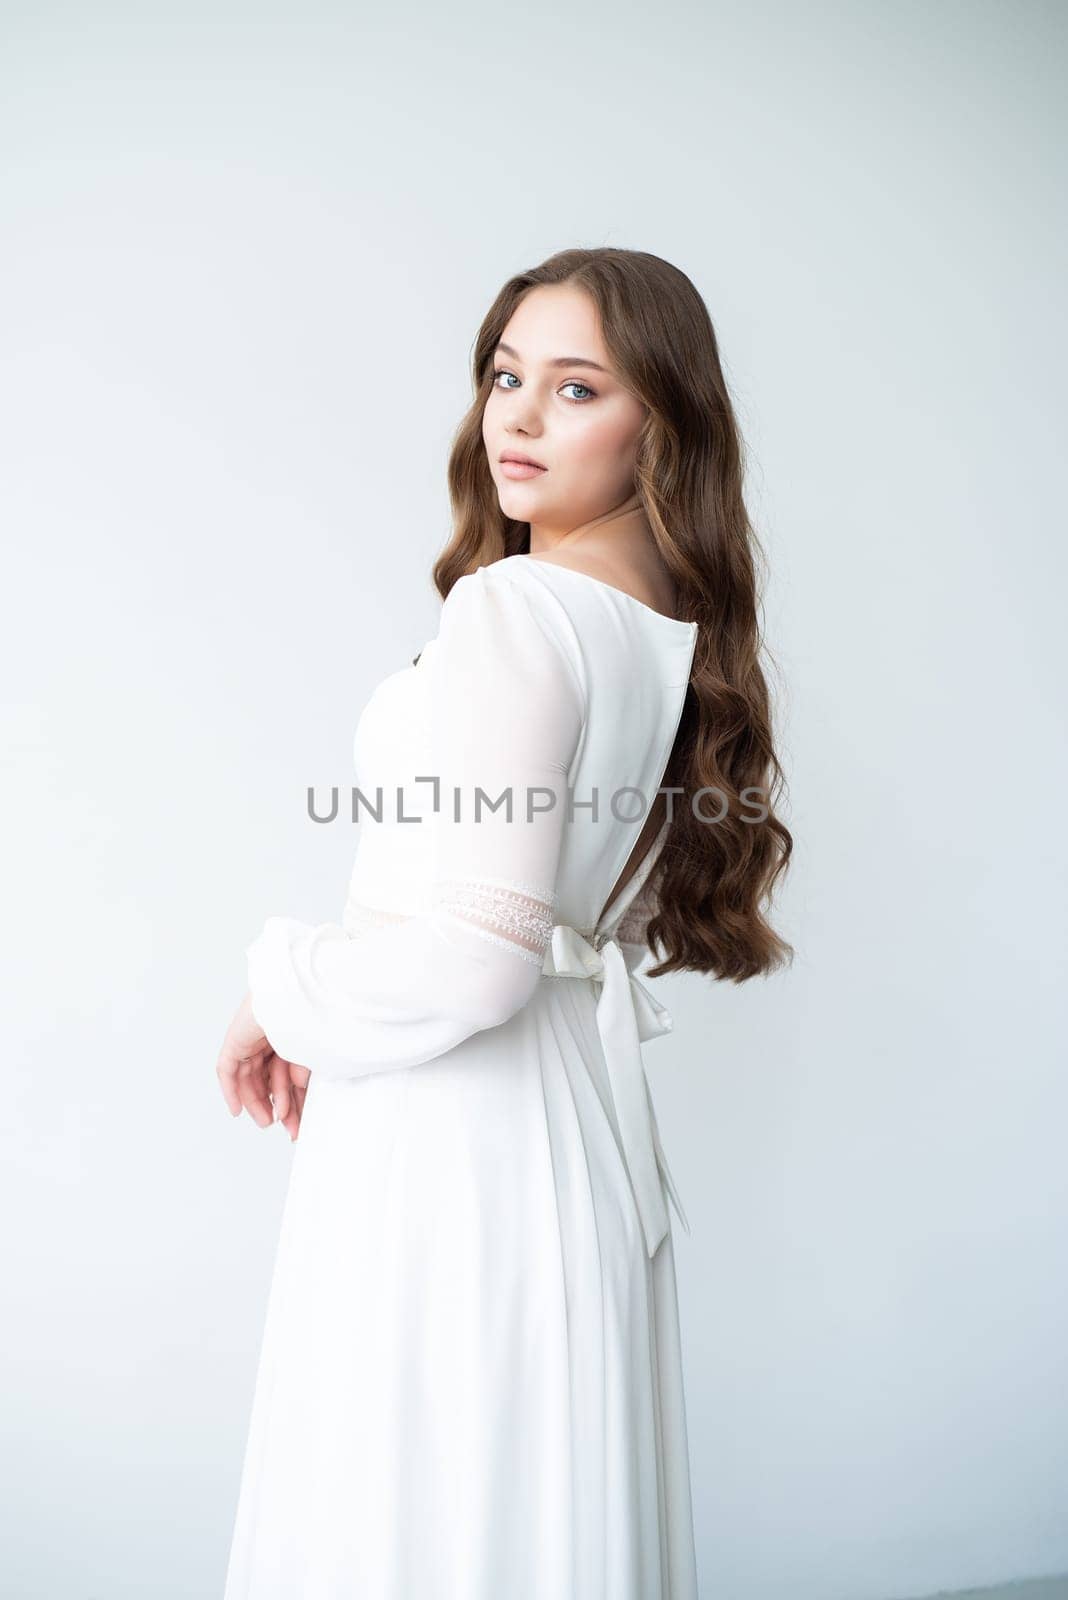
432, 246, 793, 984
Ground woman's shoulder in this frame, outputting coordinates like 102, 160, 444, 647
436, 557, 588, 707
448, 553, 582, 637
472, 554, 601, 658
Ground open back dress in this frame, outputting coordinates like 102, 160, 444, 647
223, 538, 701, 1599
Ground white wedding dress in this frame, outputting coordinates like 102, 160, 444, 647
223, 535, 701, 1598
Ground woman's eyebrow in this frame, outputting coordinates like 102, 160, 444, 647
494, 341, 610, 374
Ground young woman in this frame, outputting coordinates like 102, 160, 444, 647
217, 246, 793, 1598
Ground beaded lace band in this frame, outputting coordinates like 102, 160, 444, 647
341, 876, 657, 963
432, 877, 556, 967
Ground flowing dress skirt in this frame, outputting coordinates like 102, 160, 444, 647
223, 977, 698, 1599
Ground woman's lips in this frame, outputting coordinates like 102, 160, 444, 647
500, 460, 547, 480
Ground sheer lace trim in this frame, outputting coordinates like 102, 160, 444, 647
432, 877, 556, 967
613, 879, 659, 948
341, 884, 658, 966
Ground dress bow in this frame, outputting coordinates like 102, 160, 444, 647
541, 924, 690, 1259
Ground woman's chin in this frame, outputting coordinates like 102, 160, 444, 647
496, 476, 550, 515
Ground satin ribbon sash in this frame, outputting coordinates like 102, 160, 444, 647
541, 923, 691, 1259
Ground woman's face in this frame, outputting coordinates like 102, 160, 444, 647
481, 284, 648, 539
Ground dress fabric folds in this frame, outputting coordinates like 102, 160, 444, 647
224, 544, 701, 1599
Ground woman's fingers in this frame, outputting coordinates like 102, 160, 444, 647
277, 1060, 309, 1141
269, 1053, 290, 1122
269, 1053, 296, 1138
217, 992, 276, 1123
234, 1052, 274, 1127
217, 991, 313, 1140
216, 1038, 269, 1119
286, 1079, 308, 1141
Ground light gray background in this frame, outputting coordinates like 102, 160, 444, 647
2, 3, 1065, 1597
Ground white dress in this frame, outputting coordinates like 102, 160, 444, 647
224, 549, 700, 1599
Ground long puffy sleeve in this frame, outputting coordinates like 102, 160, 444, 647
245, 565, 586, 1080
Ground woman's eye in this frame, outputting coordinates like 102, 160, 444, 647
561, 381, 595, 402
491, 368, 520, 390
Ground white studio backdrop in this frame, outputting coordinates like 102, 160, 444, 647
1, 3, 1065, 1597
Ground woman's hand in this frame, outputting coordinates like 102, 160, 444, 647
216, 991, 311, 1141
